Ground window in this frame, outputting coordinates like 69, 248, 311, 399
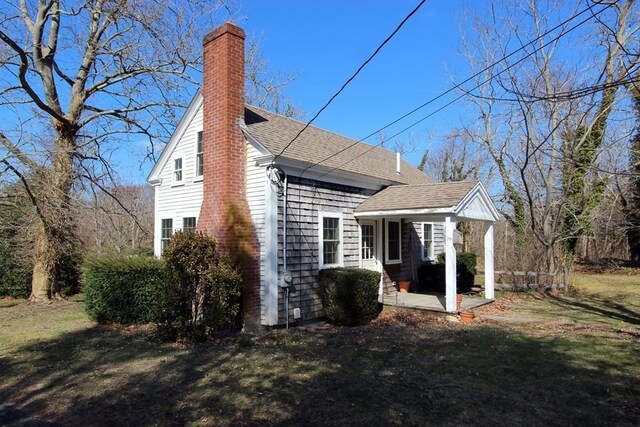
361, 223, 375, 260
319, 212, 343, 268
195, 131, 203, 178
161, 219, 173, 252
422, 223, 433, 260
173, 158, 183, 184
183, 217, 197, 231
385, 220, 402, 264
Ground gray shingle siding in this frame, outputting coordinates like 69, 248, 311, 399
277, 176, 375, 324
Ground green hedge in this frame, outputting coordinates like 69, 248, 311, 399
418, 252, 477, 293
319, 267, 381, 326
0, 241, 32, 298
437, 252, 477, 275
83, 256, 163, 324
155, 231, 242, 342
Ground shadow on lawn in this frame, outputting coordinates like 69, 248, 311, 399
0, 321, 638, 426
547, 293, 640, 325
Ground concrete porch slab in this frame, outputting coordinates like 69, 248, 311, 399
380, 291, 494, 313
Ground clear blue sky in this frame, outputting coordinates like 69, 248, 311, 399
122, 1, 479, 182
237, 0, 476, 167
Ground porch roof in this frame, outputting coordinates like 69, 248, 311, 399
353, 181, 501, 222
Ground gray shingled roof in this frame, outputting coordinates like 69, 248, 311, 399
243, 106, 432, 185
354, 181, 479, 213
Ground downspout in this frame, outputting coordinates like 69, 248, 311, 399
283, 173, 289, 330
283, 173, 288, 272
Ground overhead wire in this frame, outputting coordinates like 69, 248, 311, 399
301, 0, 620, 182
271, 0, 427, 164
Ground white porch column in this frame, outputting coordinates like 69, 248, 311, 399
444, 216, 457, 313
484, 222, 495, 300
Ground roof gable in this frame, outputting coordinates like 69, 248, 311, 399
354, 181, 501, 221
148, 92, 432, 186
147, 90, 203, 184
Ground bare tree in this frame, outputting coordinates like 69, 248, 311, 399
459, 0, 638, 273
245, 37, 304, 118
0, 0, 227, 301
418, 128, 495, 252
419, 128, 493, 183
78, 184, 153, 255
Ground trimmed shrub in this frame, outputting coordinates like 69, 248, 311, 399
419, 252, 477, 293
319, 267, 381, 326
437, 252, 477, 275
155, 231, 242, 342
83, 256, 163, 324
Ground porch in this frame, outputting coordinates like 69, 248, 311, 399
380, 291, 493, 312
354, 181, 502, 314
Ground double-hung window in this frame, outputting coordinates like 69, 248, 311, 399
319, 212, 343, 268
422, 223, 433, 260
161, 219, 173, 252
183, 217, 197, 231
173, 158, 183, 184
195, 131, 204, 178
385, 219, 402, 264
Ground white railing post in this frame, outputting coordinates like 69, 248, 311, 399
484, 222, 495, 300
444, 216, 457, 312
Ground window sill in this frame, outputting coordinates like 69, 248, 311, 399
385, 259, 402, 265
319, 264, 342, 270
193, 176, 203, 183
171, 182, 185, 187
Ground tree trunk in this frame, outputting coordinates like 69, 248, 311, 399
30, 219, 61, 301
29, 130, 77, 302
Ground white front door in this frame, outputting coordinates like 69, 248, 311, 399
360, 220, 377, 271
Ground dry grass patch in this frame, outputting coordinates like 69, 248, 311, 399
1, 276, 639, 426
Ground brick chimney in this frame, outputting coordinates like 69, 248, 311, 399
199, 23, 260, 326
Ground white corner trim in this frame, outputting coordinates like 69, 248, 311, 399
318, 211, 344, 269
262, 178, 279, 326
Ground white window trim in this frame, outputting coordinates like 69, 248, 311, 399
182, 216, 197, 231
421, 222, 434, 261
173, 157, 184, 186
318, 211, 343, 269
160, 218, 173, 252
194, 130, 204, 182
385, 219, 402, 265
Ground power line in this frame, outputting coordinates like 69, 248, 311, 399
298, 0, 619, 179
307, 0, 619, 183
461, 69, 640, 103
271, 0, 427, 164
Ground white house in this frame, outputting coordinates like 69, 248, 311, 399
148, 22, 501, 328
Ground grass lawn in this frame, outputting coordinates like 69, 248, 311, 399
1, 274, 638, 426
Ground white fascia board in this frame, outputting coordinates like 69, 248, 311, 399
454, 181, 502, 221
256, 157, 389, 191
239, 125, 389, 191
147, 90, 203, 185
239, 124, 274, 159
354, 207, 456, 218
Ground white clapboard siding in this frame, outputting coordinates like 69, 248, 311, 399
154, 108, 204, 256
